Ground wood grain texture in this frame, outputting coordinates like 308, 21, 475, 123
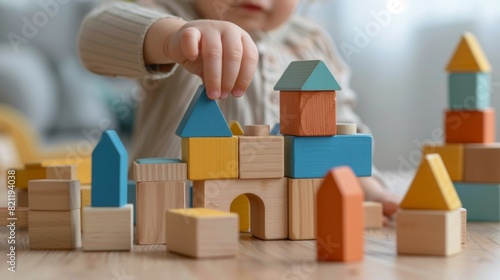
42, 156, 92, 185
454, 182, 500, 221
446, 32, 491, 73
133, 158, 187, 182
274, 60, 341, 91
280, 91, 336, 136
288, 178, 322, 240
80, 185, 91, 231
136, 181, 186, 245
449, 73, 490, 110
244, 125, 270, 136
16, 188, 29, 207
445, 109, 495, 144
28, 209, 81, 250
464, 144, 500, 183
193, 178, 287, 240
0, 207, 28, 228
336, 123, 357, 135
460, 208, 467, 244
396, 209, 461, 257
422, 144, 464, 181
165, 208, 239, 258
364, 202, 383, 229
28, 180, 80, 211
238, 136, 284, 179
46, 165, 76, 180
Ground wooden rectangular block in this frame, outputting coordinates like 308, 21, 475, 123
133, 158, 187, 182
284, 134, 372, 178
0, 207, 28, 228
16, 188, 29, 207
80, 185, 91, 231
454, 182, 500, 221
28, 180, 80, 211
445, 109, 495, 144
46, 165, 76, 180
28, 210, 81, 250
82, 204, 133, 251
449, 73, 490, 110
182, 136, 238, 180
288, 178, 322, 240
165, 208, 238, 258
137, 181, 186, 245
43, 156, 91, 185
238, 136, 284, 179
364, 201, 383, 229
423, 144, 464, 181
280, 91, 336, 136
460, 208, 467, 244
464, 144, 500, 183
397, 209, 461, 256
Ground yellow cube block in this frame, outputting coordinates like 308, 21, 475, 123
182, 137, 238, 180
423, 144, 464, 181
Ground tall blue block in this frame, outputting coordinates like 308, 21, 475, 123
449, 73, 490, 109
91, 130, 127, 207
127, 180, 137, 224
454, 182, 500, 221
284, 134, 372, 178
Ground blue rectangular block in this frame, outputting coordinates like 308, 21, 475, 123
284, 134, 372, 178
454, 182, 500, 221
449, 73, 490, 109
127, 180, 137, 224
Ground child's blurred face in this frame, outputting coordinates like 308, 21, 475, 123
194, 0, 299, 32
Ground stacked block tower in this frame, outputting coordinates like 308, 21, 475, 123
423, 33, 500, 221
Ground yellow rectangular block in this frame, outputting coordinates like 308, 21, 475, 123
182, 136, 238, 180
423, 144, 464, 181
14, 167, 47, 189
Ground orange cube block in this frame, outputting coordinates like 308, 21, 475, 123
445, 109, 495, 143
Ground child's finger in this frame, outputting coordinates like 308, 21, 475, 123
201, 31, 223, 99
221, 30, 243, 98
180, 27, 201, 61
232, 34, 258, 97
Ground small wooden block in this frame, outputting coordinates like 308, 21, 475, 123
80, 185, 91, 231
397, 209, 462, 256
82, 204, 133, 251
460, 208, 467, 244
464, 144, 500, 183
274, 60, 342, 91
449, 73, 490, 110
230, 195, 250, 232
165, 208, 238, 258
364, 201, 383, 229
454, 182, 500, 221
446, 33, 491, 73
16, 188, 29, 207
28, 180, 80, 211
401, 154, 462, 210
288, 178, 322, 240
445, 109, 495, 144
423, 144, 464, 181
28, 210, 81, 250
137, 181, 186, 245
182, 136, 238, 180
238, 136, 284, 179
336, 123, 357, 135
133, 158, 187, 182
244, 125, 270, 136
284, 134, 372, 178
193, 178, 288, 240
43, 156, 92, 185
317, 167, 364, 262
0, 207, 28, 228
280, 91, 336, 136
14, 166, 47, 189
46, 165, 76, 180
229, 120, 244, 135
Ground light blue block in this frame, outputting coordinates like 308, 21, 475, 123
176, 85, 232, 138
127, 180, 136, 224
454, 182, 500, 221
91, 130, 128, 207
449, 73, 490, 109
274, 60, 341, 91
284, 134, 372, 178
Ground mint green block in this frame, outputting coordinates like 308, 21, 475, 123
274, 60, 341, 91
454, 182, 500, 221
449, 73, 490, 109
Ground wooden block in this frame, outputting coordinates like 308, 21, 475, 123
230, 195, 250, 232
364, 201, 383, 229
91, 130, 127, 207
317, 166, 364, 262
28, 210, 81, 250
288, 178, 322, 240
336, 123, 357, 135
176, 85, 232, 137
46, 165, 76, 180
14, 166, 47, 189
82, 204, 133, 251
0, 207, 28, 228
397, 209, 461, 256
401, 154, 461, 210
182, 136, 238, 180
193, 178, 288, 240
464, 144, 500, 183
28, 180, 80, 211
244, 125, 270, 136
133, 158, 187, 182
423, 144, 464, 181
454, 182, 500, 221
238, 136, 284, 179
165, 208, 238, 258
280, 91, 336, 136
445, 109, 495, 144
80, 185, 91, 231
274, 60, 341, 91
446, 32, 491, 73
43, 156, 92, 185
16, 188, 29, 207
449, 73, 490, 109
460, 208, 467, 244
137, 181, 186, 245
229, 120, 244, 135
127, 180, 136, 224
284, 134, 372, 178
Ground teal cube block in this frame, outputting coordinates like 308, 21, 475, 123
284, 134, 372, 178
454, 182, 500, 221
449, 73, 490, 109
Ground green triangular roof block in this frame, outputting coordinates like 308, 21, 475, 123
274, 60, 341, 91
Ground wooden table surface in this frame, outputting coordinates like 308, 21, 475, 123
2, 222, 500, 280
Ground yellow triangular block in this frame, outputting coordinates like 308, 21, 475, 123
229, 120, 244, 135
446, 32, 491, 72
400, 154, 462, 210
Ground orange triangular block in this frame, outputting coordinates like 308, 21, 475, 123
400, 154, 462, 210
446, 33, 491, 73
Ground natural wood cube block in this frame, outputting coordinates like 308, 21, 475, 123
28, 180, 80, 211
0, 207, 28, 228
238, 136, 284, 179
46, 165, 76, 180
288, 178, 322, 240
28, 210, 81, 250
464, 144, 500, 183
166, 208, 238, 258
364, 201, 383, 229
133, 158, 187, 182
460, 208, 467, 244
81, 185, 91, 231
16, 188, 29, 207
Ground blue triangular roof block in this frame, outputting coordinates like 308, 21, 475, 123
274, 60, 342, 91
176, 85, 232, 137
